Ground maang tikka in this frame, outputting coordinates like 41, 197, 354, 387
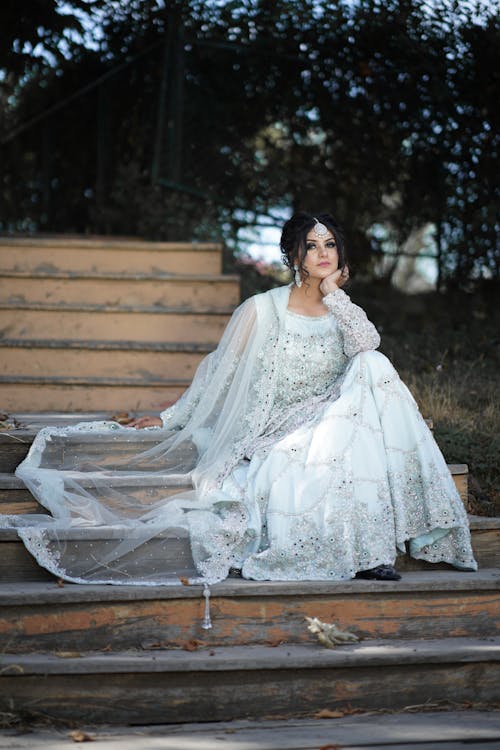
313, 217, 328, 237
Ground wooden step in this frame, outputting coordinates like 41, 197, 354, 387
0, 637, 498, 724
0, 238, 223, 275
0, 570, 498, 653
0, 304, 231, 342
0, 272, 239, 309
0, 340, 211, 380
4, 711, 499, 749
0, 416, 458, 476
0, 423, 176, 472
0, 512, 497, 583
0, 466, 476, 520
0, 472, 192, 515
0, 379, 189, 413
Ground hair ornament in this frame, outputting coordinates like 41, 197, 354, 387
313, 217, 328, 238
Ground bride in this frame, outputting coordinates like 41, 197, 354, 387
9, 212, 477, 584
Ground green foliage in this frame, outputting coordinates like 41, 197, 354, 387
0, 0, 499, 286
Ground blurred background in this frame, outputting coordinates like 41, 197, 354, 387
0, 0, 498, 511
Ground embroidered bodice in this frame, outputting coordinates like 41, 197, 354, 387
273, 310, 347, 411
272, 289, 380, 412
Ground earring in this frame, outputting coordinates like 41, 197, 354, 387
293, 265, 302, 288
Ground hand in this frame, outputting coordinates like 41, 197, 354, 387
126, 415, 163, 429
320, 265, 350, 296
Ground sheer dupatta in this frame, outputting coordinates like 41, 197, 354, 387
6, 285, 293, 584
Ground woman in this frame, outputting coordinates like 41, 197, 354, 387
8, 212, 476, 584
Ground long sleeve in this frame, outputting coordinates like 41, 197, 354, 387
323, 288, 380, 358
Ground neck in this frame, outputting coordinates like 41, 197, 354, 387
288, 278, 327, 316
295, 279, 323, 304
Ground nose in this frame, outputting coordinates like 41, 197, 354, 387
318, 243, 328, 256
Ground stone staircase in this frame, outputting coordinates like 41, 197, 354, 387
0, 235, 498, 725
0, 236, 239, 412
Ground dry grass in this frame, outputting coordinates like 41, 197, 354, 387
400, 365, 499, 515
360, 281, 500, 516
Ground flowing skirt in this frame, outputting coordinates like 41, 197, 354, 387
8, 351, 476, 584
187, 351, 477, 581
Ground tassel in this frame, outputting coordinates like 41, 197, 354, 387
201, 583, 212, 629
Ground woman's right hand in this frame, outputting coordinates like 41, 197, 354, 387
320, 265, 349, 296
126, 415, 163, 429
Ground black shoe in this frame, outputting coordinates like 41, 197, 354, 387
356, 564, 401, 581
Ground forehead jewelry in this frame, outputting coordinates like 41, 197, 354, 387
312, 217, 328, 237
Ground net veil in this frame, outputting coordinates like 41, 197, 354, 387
9, 285, 294, 584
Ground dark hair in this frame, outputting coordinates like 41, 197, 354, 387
280, 212, 348, 285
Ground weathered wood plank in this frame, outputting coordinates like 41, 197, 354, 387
0, 639, 498, 724
0, 542, 54, 583
2, 712, 499, 750
0, 572, 498, 652
1, 517, 496, 584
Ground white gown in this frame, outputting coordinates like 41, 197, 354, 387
186, 304, 477, 582
6, 287, 477, 584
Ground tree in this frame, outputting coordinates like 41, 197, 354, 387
0, 0, 498, 287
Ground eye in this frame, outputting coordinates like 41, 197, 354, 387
327, 241, 337, 248
306, 242, 316, 251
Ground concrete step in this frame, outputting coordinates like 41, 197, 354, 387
0, 339, 211, 380
0, 570, 498, 653
0, 514, 497, 584
0, 637, 498, 723
0, 378, 189, 412
0, 237, 223, 275
0, 272, 239, 309
0, 303, 231, 342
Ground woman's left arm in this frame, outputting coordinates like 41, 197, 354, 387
323, 288, 380, 358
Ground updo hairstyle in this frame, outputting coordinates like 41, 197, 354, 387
280, 212, 348, 285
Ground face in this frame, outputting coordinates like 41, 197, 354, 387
300, 229, 339, 281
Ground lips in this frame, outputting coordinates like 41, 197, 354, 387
318, 262, 330, 267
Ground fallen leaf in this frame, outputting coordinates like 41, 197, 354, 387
319, 745, 341, 750
57, 578, 65, 588
141, 641, 169, 650
315, 708, 345, 719
55, 651, 82, 658
182, 640, 201, 652
179, 576, 191, 586
110, 412, 133, 425
69, 729, 94, 742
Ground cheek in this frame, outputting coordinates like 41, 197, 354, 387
302, 254, 312, 271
